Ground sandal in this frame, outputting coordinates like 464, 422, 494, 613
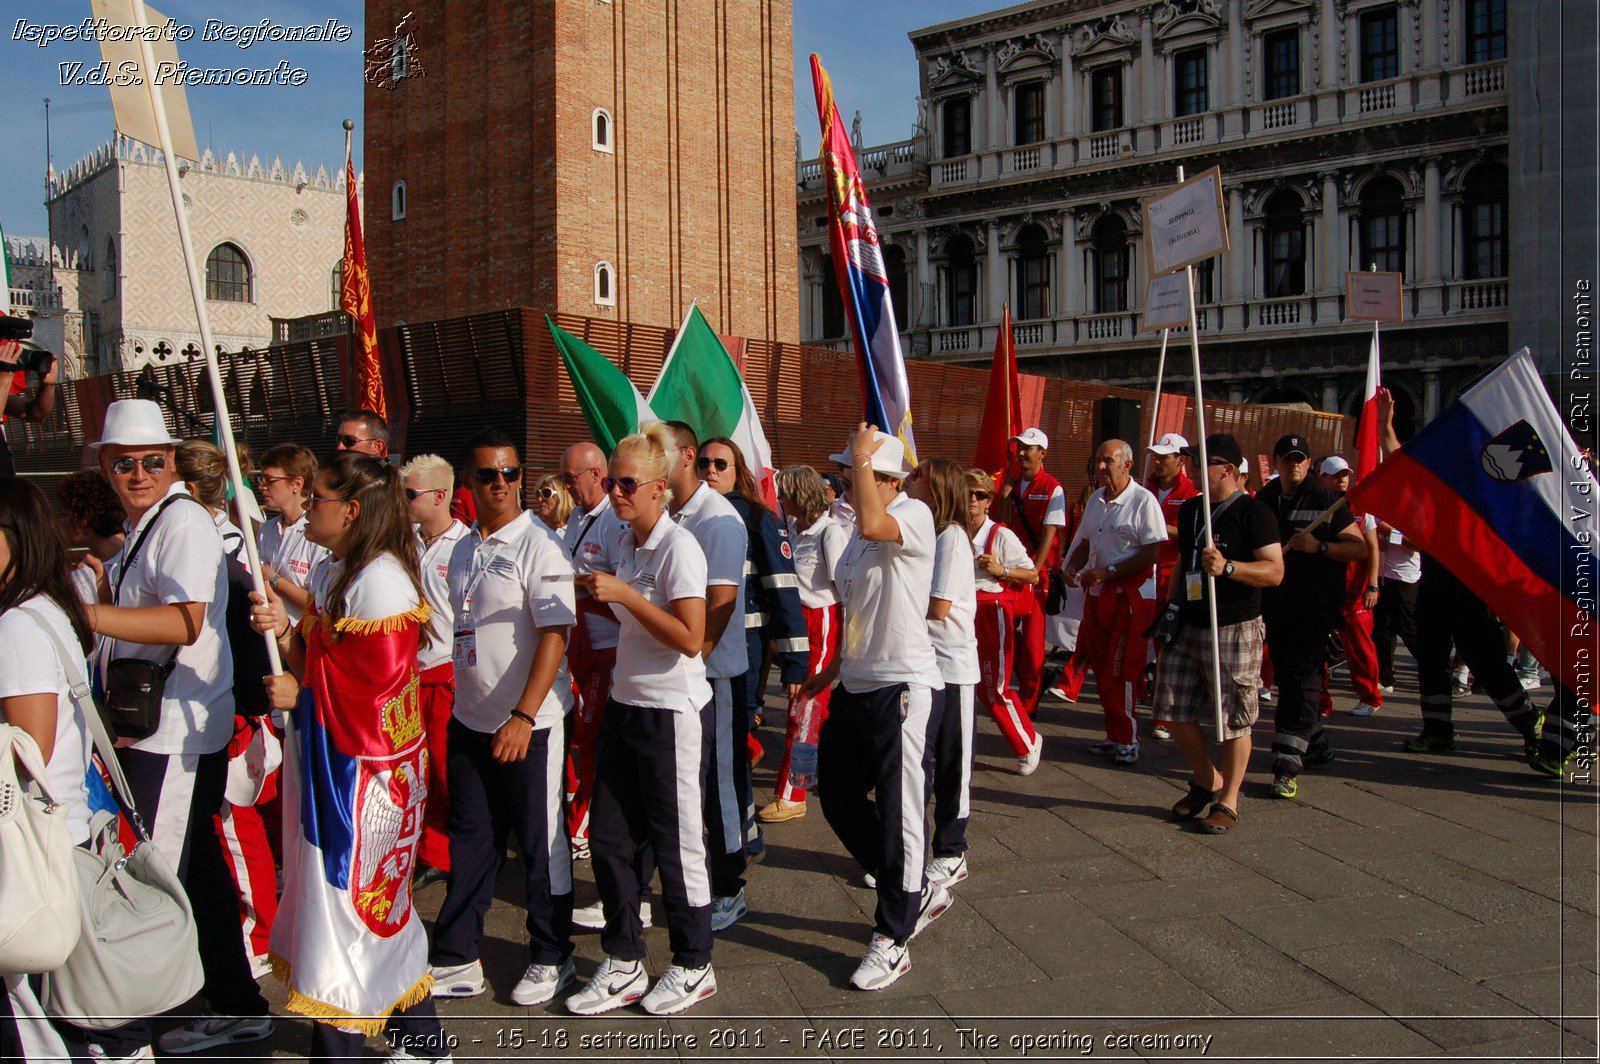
1171, 782, 1219, 821
1197, 803, 1238, 835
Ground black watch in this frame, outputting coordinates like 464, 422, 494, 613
1317, 540, 1329, 554
1223, 561, 1236, 579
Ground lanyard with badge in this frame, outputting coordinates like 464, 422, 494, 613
1186, 492, 1244, 603
453, 537, 505, 671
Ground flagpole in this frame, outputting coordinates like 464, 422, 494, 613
1145, 328, 1172, 466
1171, 162, 1226, 741
128, 0, 281, 675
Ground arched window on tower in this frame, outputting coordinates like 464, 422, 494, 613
594, 262, 617, 306
205, 243, 251, 303
1263, 192, 1305, 297
1092, 216, 1129, 313
944, 235, 978, 326
1016, 224, 1050, 320
1462, 163, 1507, 280
593, 109, 614, 153
392, 180, 407, 220
1359, 176, 1406, 275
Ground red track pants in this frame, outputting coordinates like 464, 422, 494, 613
565, 634, 616, 843
1013, 585, 1051, 712
976, 595, 1039, 756
1080, 586, 1156, 746
1321, 599, 1384, 712
215, 718, 281, 966
773, 604, 842, 802
416, 662, 455, 872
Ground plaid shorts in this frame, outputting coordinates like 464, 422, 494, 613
1153, 615, 1266, 740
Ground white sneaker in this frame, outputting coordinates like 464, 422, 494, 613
566, 956, 648, 1015
1378, 683, 1395, 694
850, 933, 910, 991
1350, 701, 1380, 717
156, 1014, 274, 1055
573, 899, 651, 931
1016, 733, 1043, 775
1152, 724, 1171, 740
1259, 687, 1274, 703
927, 854, 968, 887
861, 871, 877, 889
571, 837, 590, 861
429, 959, 486, 998
710, 890, 747, 932
1087, 738, 1118, 756
86, 1046, 154, 1062
510, 958, 576, 1006
640, 963, 718, 1015
912, 880, 953, 937
1045, 684, 1077, 704
1114, 743, 1140, 765
250, 953, 273, 980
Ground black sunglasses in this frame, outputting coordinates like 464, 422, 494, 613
404, 487, 445, 501
970, 490, 991, 500
110, 454, 168, 476
472, 466, 523, 485
603, 476, 659, 496
696, 456, 730, 472
336, 434, 374, 449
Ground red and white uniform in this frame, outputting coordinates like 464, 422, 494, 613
1322, 511, 1384, 712
1149, 470, 1201, 601
1003, 469, 1065, 712
773, 513, 847, 803
562, 496, 625, 844
971, 517, 1039, 756
1068, 482, 1166, 745
415, 517, 470, 871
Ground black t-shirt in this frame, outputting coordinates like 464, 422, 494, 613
1256, 477, 1355, 619
1174, 490, 1280, 627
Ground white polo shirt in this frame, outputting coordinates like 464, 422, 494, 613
611, 514, 713, 713
448, 510, 577, 733
971, 518, 1034, 594
259, 511, 330, 626
416, 519, 470, 672
835, 492, 943, 692
928, 524, 980, 686
671, 483, 748, 680
101, 482, 234, 756
310, 551, 421, 645
563, 495, 626, 651
1071, 481, 1167, 599
787, 514, 847, 609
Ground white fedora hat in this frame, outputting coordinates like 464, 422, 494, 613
828, 430, 914, 478
91, 399, 182, 451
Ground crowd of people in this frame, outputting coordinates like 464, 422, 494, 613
0, 392, 1579, 1061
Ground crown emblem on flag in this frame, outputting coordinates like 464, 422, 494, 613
1480, 420, 1553, 483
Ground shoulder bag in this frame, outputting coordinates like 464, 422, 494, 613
0, 721, 81, 975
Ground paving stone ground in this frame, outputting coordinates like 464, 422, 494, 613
223, 659, 1595, 1061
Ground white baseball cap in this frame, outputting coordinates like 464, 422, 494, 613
828, 431, 913, 478
1239, 457, 1250, 475
1320, 455, 1351, 475
1147, 432, 1189, 456
91, 399, 182, 451
1010, 428, 1049, 449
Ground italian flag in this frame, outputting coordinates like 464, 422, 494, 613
548, 316, 656, 456
649, 304, 778, 510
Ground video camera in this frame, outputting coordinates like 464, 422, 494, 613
0, 316, 57, 378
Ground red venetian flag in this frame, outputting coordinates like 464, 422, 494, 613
974, 304, 1022, 485
341, 151, 385, 420
1354, 325, 1382, 482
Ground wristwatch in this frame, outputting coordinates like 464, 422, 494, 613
1223, 561, 1236, 579
1108, 563, 1119, 577
1317, 540, 1329, 554
1367, 583, 1380, 591
269, 574, 282, 592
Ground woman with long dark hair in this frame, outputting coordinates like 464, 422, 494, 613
0, 477, 95, 1061
251, 452, 447, 1062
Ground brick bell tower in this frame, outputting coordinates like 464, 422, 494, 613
363, 1, 799, 343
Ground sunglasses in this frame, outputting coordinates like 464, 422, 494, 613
307, 493, 347, 507
336, 434, 374, 449
536, 487, 559, 501
405, 487, 445, 501
110, 454, 167, 476
604, 476, 661, 496
257, 473, 296, 487
696, 456, 730, 473
560, 467, 600, 485
472, 466, 523, 485
969, 490, 991, 500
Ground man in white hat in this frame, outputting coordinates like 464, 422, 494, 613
1000, 427, 1065, 718
82, 399, 273, 1055
1317, 455, 1384, 717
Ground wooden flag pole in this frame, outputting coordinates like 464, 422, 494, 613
128, 0, 280, 675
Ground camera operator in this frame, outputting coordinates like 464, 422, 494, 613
0, 316, 59, 476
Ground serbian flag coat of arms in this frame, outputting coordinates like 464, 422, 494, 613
271, 578, 434, 1030
1348, 349, 1597, 703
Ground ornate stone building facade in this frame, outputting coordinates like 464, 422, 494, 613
798, 0, 1511, 436
37, 137, 357, 375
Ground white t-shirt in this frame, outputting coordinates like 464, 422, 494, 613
971, 518, 1034, 594
1070, 481, 1168, 599
309, 553, 427, 683
259, 511, 330, 626
928, 524, 980, 686
1017, 477, 1068, 527
0, 596, 94, 845
610, 515, 713, 713
563, 496, 626, 651
835, 492, 944, 692
101, 482, 233, 755
212, 511, 248, 568
787, 514, 847, 609
448, 511, 577, 733
416, 519, 470, 672
1381, 529, 1421, 582
671, 484, 748, 680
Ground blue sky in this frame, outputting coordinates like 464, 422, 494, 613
0, 1, 988, 242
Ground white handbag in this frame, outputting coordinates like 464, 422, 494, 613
0, 723, 82, 975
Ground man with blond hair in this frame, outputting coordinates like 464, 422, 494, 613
403, 453, 471, 889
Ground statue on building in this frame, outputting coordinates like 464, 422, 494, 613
851, 110, 863, 149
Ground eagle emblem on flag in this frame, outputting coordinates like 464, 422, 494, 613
1480, 420, 1553, 482
351, 746, 427, 937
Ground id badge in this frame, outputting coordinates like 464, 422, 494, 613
1186, 571, 1203, 602
1388, 529, 1403, 545
453, 628, 478, 670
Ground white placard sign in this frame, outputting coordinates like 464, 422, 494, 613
1142, 272, 1192, 332
1345, 270, 1404, 322
1141, 166, 1230, 277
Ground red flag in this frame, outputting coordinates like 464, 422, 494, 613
1353, 325, 1382, 482
973, 304, 1022, 484
340, 152, 385, 420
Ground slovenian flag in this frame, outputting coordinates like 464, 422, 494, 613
648, 304, 778, 510
1347, 349, 1597, 702
810, 54, 917, 463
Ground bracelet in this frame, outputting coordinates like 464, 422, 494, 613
509, 710, 538, 728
